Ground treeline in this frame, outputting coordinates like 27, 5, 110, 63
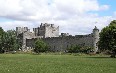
0, 27, 20, 53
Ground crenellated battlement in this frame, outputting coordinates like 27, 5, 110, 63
16, 27, 31, 36
40, 23, 56, 28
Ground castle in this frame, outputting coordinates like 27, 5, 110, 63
16, 23, 99, 52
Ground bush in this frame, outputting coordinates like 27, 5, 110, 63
67, 45, 81, 53
67, 45, 93, 54
0, 49, 5, 53
34, 39, 49, 53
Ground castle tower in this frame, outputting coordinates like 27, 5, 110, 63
16, 27, 22, 36
23, 27, 28, 32
93, 26, 99, 53
16, 27, 29, 35
38, 23, 59, 38
33, 27, 39, 36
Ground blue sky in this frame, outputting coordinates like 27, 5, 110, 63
0, 17, 13, 22
0, 0, 116, 35
87, 0, 116, 16
98, 0, 116, 16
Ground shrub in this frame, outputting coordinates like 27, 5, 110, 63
67, 45, 81, 53
67, 45, 93, 54
34, 39, 49, 53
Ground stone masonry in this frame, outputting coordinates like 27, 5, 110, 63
16, 23, 99, 52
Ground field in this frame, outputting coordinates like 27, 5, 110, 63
0, 54, 116, 73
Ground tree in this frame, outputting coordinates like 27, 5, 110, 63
98, 20, 116, 58
0, 28, 20, 53
0, 27, 5, 53
5, 30, 20, 51
34, 39, 49, 53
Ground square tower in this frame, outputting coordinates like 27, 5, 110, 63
38, 23, 59, 38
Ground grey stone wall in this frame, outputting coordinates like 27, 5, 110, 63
16, 23, 99, 52
16, 27, 36, 51
25, 34, 94, 52
42, 34, 94, 52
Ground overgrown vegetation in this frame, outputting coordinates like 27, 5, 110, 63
98, 20, 116, 57
34, 39, 49, 53
0, 27, 5, 53
67, 45, 93, 54
0, 27, 20, 53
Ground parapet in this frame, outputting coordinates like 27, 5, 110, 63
40, 23, 50, 27
16, 27, 31, 35
61, 33, 69, 37
93, 26, 99, 31
75, 34, 93, 38
40, 23, 58, 28
51, 24, 54, 27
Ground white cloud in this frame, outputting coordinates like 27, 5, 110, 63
0, 0, 113, 35
0, 21, 39, 31
0, 0, 22, 16
114, 11, 116, 16
100, 5, 110, 11
0, 0, 110, 20
53, 0, 99, 14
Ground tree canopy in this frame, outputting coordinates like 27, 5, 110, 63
5, 30, 20, 51
34, 39, 49, 53
0, 27, 5, 53
98, 20, 116, 57
0, 28, 20, 53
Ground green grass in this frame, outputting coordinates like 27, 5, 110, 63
0, 54, 116, 73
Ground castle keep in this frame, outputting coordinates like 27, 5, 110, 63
16, 23, 99, 52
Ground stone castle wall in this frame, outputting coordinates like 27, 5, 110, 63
26, 34, 95, 52
43, 34, 94, 52
16, 23, 99, 52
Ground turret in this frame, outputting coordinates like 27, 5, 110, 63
51, 24, 54, 27
93, 26, 99, 53
33, 28, 39, 36
16, 27, 22, 36
23, 27, 28, 32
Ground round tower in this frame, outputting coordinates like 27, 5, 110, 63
93, 26, 99, 53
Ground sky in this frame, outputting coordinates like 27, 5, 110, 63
0, 0, 116, 35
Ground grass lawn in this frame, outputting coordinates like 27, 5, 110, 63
0, 54, 116, 73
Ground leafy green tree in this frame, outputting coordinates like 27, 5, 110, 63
0, 27, 5, 53
34, 39, 49, 53
5, 30, 20, 51
98, 20, 116, 57
0, 28, 20, 53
